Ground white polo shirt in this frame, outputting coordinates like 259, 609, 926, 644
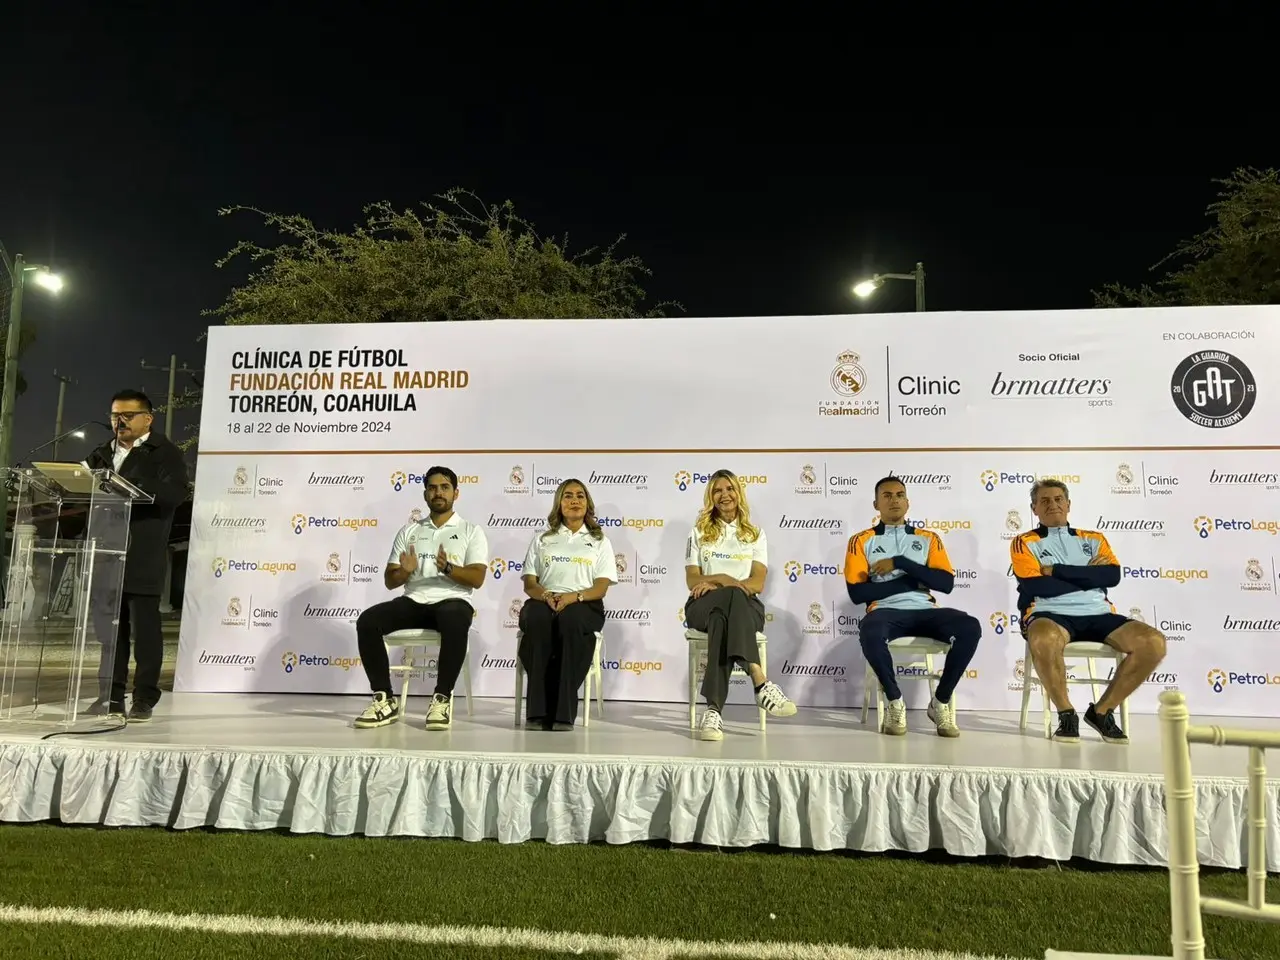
685, 520, 768, 581
522, 525, 618, 593
386, 513, 489, 606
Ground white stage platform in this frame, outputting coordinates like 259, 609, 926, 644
0, 694, 1274, 870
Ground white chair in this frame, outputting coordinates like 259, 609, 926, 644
1044, 691, 1251, 959
1018, 639, 1131, 738
684, 629, 769, 731
1158, 689, 1276, 959
859, 636, 948, 730
513, 631, 604, 728
383, 628, 473, 727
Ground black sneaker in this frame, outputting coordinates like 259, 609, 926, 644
1084, 703, 1128, 744
127, 702, 154, 723
85, 699, 125, 718
1052, 710, 1080, 743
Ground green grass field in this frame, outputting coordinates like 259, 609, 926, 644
2, 824, 1277, 959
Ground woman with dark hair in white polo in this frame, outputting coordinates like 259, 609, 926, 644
518, 478, 618, 730
685, 468, 796, 741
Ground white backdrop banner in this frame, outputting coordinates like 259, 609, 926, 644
176, 307, 1280, 717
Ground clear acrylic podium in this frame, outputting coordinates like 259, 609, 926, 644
0, 464, 152, 729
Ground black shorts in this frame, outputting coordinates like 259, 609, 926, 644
1024, 612, 1132, 645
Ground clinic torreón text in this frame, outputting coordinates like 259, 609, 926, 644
226, 348, 468, 415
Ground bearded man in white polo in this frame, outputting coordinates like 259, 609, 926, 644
352, 466, 489, 730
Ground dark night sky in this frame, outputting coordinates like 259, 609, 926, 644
3, 13, 1272, 466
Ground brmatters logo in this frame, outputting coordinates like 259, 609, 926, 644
1193, 516, 1279, 538
1209, 469, 1280, 491
673, 470, 767, 491
209, 514, 268, 535
588, 470, 648, 490
1171, 351, 1257, 429
990, 368, 1113, 404
783, 560, 840, 583
227, 464, 284, 498
211, 556, 297, 578
980, 470, 1080, 493
1207, 667, 1280, 694
780, 514, 844, 537
290, 513, 379, 535
306, 471, 365, 491
819, 350, 881, 418
603, 608, 653, 628
1095, 516, 1166, 538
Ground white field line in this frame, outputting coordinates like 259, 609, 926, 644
0, 903, 1024, 960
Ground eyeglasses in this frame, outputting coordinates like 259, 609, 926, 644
109, 412, 150, 423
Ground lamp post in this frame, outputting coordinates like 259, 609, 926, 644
0, 250, 64, 532
852, 261, 926, 312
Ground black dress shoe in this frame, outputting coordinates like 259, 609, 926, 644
127, 702, 153, 723
85, 699, 126, 717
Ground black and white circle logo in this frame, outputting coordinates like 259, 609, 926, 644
1171, 351, 1256, 428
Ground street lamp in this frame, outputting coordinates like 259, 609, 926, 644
0, 249, 64, 532
852, 261, 926, 312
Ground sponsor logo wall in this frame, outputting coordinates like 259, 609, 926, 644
177, 310, 1280, 717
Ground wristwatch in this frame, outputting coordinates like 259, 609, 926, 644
442, 560, 453, 576
576, 591, 583, 603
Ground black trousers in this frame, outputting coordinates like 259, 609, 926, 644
94, 593, 164, 708
354, 596, 473, 698
518, 597, 605, 726
685, 587, 766, 710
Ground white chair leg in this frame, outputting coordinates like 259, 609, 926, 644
1041, 676, 1052, 740
925, 653, 937, 702
757, 641, 767, 731
1018, 641, 1033, 732
513, 664, 525, 729
688, 642, 699, 730
1087, 656, 1101, 706
462, 653, 473, 717
595, 635, 605, 718
861, 661, 873, 725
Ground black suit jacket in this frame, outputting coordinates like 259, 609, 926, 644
85, 432, 190, 595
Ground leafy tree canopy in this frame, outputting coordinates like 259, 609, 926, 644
206, 189, 677, 326
1095, 167, 1280, 308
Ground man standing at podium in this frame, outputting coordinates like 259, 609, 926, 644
85, 389, 190, 721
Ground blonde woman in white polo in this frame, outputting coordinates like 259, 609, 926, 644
519, 478, 618, 730
686, 469, 796, 741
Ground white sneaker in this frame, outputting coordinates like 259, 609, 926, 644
698, 708, 724, 741
755, 681, 797, 717
424, 694, 451, 730
354, 692, 400, 728
881, 697, 907, 736
927, 696, 959, 738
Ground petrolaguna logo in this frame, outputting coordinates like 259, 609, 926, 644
782, 560, 840, 583
290, 513, 379, 535
1193, 515, 1280, 538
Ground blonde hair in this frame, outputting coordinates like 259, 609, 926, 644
541, 478, 604, 541
694, 469, 760, 546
